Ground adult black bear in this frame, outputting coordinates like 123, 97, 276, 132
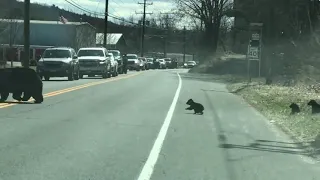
185, 99, 204, 115
0, 67, 43, 103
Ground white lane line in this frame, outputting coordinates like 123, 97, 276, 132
137, 72, 182, 180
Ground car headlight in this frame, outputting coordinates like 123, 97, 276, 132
98, 60, 105, 64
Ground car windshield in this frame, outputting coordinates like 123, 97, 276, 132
43, 49, 71, 58
147, 59, 153, 62
127, 55, 137, 59
78, 50, 104, 57
109, 51, 120, 57
187, 61, 196, 64
165, 59, 171, 61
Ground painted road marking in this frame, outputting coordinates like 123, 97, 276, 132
0, 72, 142, 109
137, 72, 182, 180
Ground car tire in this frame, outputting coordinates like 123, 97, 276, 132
68, 69, 74, 81
74, 68, 80, 80
102, 71, 107, 79
112, 67, 117, 77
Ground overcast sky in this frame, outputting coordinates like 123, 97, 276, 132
27, 0, 175, 22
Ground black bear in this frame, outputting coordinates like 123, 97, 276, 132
307, 100, 320, 114
289, 103, 300, 115
0, 67, 43, 103
185, 99, 204, 115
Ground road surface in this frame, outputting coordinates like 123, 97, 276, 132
0, 69, 319, 180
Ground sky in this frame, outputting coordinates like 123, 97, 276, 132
27, 0, 176, 23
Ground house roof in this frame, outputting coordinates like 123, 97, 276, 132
0, 19, 95, 29
96, 33, 123, 45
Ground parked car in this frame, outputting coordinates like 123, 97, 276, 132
77, 47, 112, 79
36, 47, 80, 81
153, 58, 160, 69
184, 61, 197, 68
164, 58, 172, 69
158, 59, 167, 69
126, 54, 140, 71
138, 57, 147, 70
107, 53, 118, 77
146, 58, 154, 69
109, 49, 124, 74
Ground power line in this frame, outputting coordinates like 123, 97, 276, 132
63, 0, 165, 30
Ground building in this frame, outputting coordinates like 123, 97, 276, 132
96, 33, 128, 52
0, 19, 96, 64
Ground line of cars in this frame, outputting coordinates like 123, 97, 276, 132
124, 54, 178, 71
36, 47, 124, 81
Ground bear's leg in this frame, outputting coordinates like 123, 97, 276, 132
0, 91, 9, 102
21, 91, 32, 101
32, 93, 43, 104
12, 91, 22, 101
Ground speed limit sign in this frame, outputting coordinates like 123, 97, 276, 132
248, 47, 259, 59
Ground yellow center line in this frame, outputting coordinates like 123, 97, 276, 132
0, 72, 142, 109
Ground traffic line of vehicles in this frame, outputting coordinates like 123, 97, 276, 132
35, 46, 181, 81
36, 47, 125, 81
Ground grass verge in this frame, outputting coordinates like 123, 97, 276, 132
227, 82, 320, 159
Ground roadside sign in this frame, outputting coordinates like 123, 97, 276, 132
248, 47, 259, 59
251, 33, 260, 40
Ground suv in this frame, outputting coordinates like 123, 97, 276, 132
146, 58, 154, 69
164, 58, 172, 69
36, 47, 80, 81
77, 47, 112, 79
126, 54, 140, 71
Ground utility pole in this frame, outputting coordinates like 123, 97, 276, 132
183, 26, 186, 64
137, 0, 153, 57
24, 0, 30, 68
103, 0, 109, 48
9, 0, 13, 67
164, 30, 167, 57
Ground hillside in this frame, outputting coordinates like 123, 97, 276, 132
0, 0, 197, 54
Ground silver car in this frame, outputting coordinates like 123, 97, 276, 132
36, 47, 80, 81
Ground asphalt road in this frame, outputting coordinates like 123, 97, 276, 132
0, 69, 320, 180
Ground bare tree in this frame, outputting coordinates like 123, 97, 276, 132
156, 13, 178, 30
127, 15, 135, 26
119, 17, 125, 26
175, 0, 232, 54
148, 17, 158, 27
